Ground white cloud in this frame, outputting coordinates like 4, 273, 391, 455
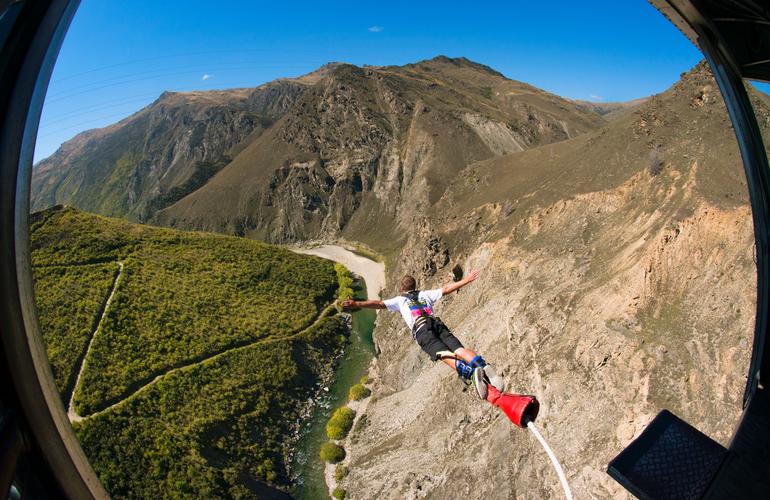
590, 94, 603, 101
202, 74, 213, 81
368, 26, 383, 33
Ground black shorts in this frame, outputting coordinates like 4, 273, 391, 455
413, 317, 463, 361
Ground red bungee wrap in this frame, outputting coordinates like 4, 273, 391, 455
485, 385, 539, 428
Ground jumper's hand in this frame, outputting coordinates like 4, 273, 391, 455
465, 269, 480, 283
342, 299, 358, 310
443, 269, 480, 295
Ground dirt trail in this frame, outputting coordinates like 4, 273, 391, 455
68, 261, 124, 423
80, 303, 338, 420
71, 244, 385, 422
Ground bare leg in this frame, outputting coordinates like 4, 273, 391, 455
440, 357, 456, 369
453, 347, 477, 363
439, 347, 478, 369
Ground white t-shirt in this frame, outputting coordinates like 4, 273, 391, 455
383, 288, 443, 330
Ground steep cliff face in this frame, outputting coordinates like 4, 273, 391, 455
338, 63, 764, 498
31, 80, 308, 220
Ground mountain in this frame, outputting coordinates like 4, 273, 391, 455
571, 96, 649, 120
335, 62, 765, 498
31, 79, 309, 220
154, 56, 606, 245
32, 56, 606, 247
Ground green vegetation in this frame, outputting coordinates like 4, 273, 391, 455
76, 235, 336, 414
74, 316, 347, 498
30, 207, 139, 265
348, 243, 384, 263
326, 406, 356, 440
32, 206, 349, 496
334, 464, 348, 481
32, 263, 119, 399
319, 442, 346, 463
359, 374, 369, 385
335, 263, 354, 301
348, 383, 371, 401
31, 207, 337, 415
333, 487, 347, 499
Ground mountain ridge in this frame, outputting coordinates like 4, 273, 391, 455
32, 56, 611, 235
151, 56, 607, 243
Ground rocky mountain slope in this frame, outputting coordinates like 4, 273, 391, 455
32, 56, 606, 248
31, 78, 311, 220
154, 57, 604, 246
337, 62, 764, 498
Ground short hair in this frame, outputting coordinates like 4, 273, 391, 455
400, 275, 417, 292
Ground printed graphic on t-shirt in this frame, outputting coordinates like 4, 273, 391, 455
383, 288, 443, 330
407, 299, 433, 318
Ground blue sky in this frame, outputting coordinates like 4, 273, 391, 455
36, 0, 708, 161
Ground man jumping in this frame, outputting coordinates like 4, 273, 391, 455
343, 270, 503, 398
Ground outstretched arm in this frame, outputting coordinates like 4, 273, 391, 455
442, 269, 480, 295
342, 299, 386, 310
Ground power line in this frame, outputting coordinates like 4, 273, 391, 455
38, 78, 284, 141
51, 48, 321, 84
45, 64, 311, 104
41, 92, 160, 127
47, 60, 316, 99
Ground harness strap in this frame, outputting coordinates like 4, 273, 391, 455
468, 355, 486, 369
455, 359, 474, 380
405, 290, 433, 338
436, 350, 457, 361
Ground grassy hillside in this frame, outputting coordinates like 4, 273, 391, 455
32, 263, 119, 400
75, 315, 346, 498
31, 206, 347, 497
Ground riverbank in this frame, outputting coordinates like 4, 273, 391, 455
288, 245, 385, 499
290, 244, 386, 300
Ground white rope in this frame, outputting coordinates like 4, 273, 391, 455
526, 421, 573, 500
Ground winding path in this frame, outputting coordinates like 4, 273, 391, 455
65, 244, 385, 423
67, 262, 124, 423
82, 302, 338, 421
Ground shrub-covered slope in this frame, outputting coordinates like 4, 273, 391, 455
31, 206, 347, 497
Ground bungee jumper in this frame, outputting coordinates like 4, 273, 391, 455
342, 270, 539, 426
343, 269, 572, 498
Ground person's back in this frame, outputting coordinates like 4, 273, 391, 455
343, 271, 504, 398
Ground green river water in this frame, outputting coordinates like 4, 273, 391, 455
291, 280, 376, 499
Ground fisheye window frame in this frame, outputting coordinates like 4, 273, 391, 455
1, 0, 769, 498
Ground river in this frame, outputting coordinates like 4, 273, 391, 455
289, 245, 384, 499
